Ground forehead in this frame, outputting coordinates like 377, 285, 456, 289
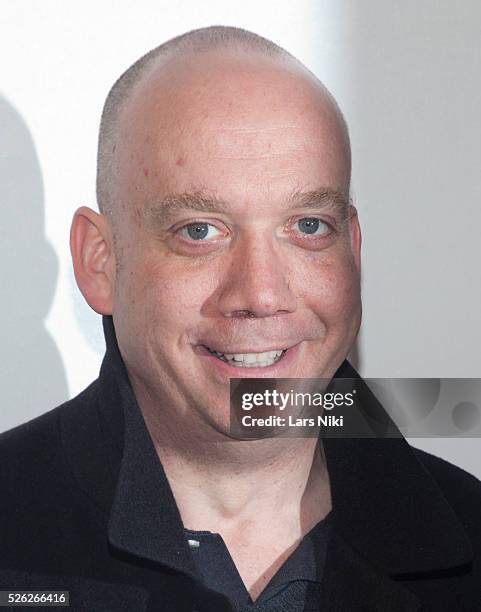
115, 50, 350, 215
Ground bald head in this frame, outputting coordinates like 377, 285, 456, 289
73, 25, 361, 410
96, 25, 351, 222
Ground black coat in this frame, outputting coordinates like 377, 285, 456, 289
1, 316, 480, 611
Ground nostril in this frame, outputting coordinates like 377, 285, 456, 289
235, 310, 256, 318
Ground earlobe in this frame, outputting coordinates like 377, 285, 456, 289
70, 206, 115, 315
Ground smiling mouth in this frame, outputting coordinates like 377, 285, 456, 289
202, 345, 288, 367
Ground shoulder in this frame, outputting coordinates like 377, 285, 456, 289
411, 445, 481, 498
0, 380, 99, 458
0, 380, 101, 501
410, 445, 481, 535
0, 381, 109, 559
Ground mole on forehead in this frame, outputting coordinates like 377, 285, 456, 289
144, 187, 349, 224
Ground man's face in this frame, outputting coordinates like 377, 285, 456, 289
110, 50, 361, 434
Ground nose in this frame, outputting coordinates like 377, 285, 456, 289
217, 234, 297, 318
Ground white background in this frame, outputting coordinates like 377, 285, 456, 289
1, 1, 480, 476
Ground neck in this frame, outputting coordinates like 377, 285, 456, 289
134, 379, 331, 537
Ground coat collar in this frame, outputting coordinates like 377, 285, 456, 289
97, 316, 198, 578
64, 315, 472, 606
323, 360, 472, 576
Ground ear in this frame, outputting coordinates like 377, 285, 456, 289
70, 206, 116, 315
348, 203, 362, 274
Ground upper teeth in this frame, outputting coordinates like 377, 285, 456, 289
207, 347, 284, 367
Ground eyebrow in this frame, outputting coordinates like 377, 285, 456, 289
145, 187, 350, 226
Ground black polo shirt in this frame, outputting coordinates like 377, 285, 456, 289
185, 514, 331, 611
105, 338, 331, 612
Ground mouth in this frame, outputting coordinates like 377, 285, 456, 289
202, 345, 288, 368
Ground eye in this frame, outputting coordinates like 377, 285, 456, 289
293, 217, 330, 236
178, 222, 223, 241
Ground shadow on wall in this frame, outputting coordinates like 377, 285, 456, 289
0, 95, 68, 433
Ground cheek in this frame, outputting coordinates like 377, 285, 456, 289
298, 251, 360, 321
118, 252, 215, 336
